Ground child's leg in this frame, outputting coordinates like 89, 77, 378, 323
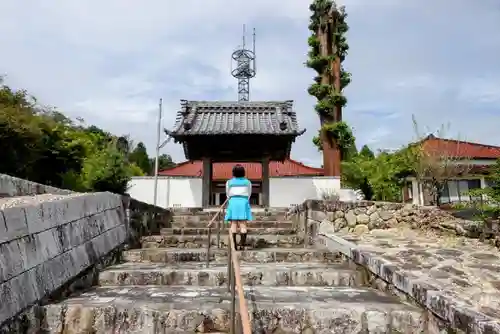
230, 221, 239, 248
230, 221, 239, 233
239, 221, 247, 250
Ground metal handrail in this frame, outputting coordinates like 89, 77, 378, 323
206, 200, 252, 334
206, 199, 227, 267
228, 225, 252, 334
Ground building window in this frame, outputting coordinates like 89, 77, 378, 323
439, 179, 482, 204
440, 182, 450, 204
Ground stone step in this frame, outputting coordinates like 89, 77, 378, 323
122, 248, 342, 264
172, 213, 289, 223
160, 227, 295, 236
171, 220, 294, 229
43, 285, 426, 333
98, 262, 363, 287
141, 234, 304, 249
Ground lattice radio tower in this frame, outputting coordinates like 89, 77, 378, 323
231, 25, 256, 101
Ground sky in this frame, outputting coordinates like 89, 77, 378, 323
1, 0, 499, 167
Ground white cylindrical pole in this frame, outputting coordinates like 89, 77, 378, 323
153, 98, 162, 207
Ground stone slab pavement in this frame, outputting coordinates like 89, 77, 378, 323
317, 225, 500, 333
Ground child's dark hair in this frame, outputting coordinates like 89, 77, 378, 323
232, 164, 246, 178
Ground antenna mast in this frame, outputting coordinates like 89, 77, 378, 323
231, 25, 256, 101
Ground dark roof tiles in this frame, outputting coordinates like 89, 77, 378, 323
167, 100, 304, 136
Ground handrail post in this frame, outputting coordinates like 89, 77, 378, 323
303, 208, 309, 248
206, 226, 211, 268
229, 242, 236, 333
217, 207, 223, 248
216, 219, 220, 248
227, 234, 232, 292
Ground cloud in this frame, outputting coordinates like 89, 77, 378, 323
1, 0, 500, 168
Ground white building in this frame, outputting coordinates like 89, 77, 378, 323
401, 135, 500, 206
127, 100, 351, 208
128, 158, 345, 208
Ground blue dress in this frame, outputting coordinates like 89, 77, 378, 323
224, 177, 253, 222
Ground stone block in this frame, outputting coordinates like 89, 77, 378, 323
59, 196, 87, 225
16, 236, 44, 273
0, 213, 7, 243
0, 268, 41, 325
0, 278, 20, 324
39, 229, 64, 259
23, 203, 50, 235
34, 258, 57, 297
55, 221, 74, 252
22, 196, 90, 236
0, 190, 139, 327
67, 217, 98, 249
0, 173, 72, 197
14, 268, 40, 312
103, 208, 121, 231
57, 250, 83, 290
17, 230, 63, 272
1, 206, 29, 242
0, 240, 25, 283
64, 246, 88, 284
91, 211, 108, 233
83, 193, 120, 216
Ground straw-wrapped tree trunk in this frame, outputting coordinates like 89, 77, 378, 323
307, 0, 354, 176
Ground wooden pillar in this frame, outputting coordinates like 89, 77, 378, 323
331, 24, 342, 177
202, 157, 212, 207
318, 17, 335, 177
261, 157, 270, 207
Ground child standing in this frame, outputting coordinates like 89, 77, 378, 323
224, 164, 253, 250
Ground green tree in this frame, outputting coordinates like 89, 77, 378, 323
484, 160, 500, 206
468, 159, 500, 219
307, 0, 355, 165
342, 146, 412, 202
149, 154, 176, 174
80, 142, 132, 193
359, 145, 375, 159
0, 79, 140, 194
129, 142, 151, 174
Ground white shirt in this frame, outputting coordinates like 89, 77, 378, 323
226, 180, 252, 198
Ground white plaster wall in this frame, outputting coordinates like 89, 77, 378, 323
128, 177, 202, 208
130, 176, 353, 208
269, 177, 342, 207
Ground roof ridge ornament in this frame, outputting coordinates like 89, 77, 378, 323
183, 105, 197, 130
275, 105, 287, 131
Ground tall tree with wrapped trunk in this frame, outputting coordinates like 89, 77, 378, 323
307, 0, 354, 176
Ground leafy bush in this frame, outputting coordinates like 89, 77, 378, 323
0, 78, 169, 194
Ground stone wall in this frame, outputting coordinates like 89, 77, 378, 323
289, 199, 500, 333
290, 199, 495, 245
0, 174, 73, 197
123, 196, 173, 249
0, 192, 168, 331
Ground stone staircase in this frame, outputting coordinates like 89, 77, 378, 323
42, 208, 427, 333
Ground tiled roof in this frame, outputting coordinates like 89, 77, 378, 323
167, 100, 304, 137
158, 159, 324, 180
422, 135, 500, 159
